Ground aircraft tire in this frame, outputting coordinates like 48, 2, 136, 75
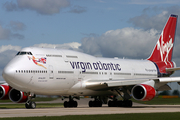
108, 100, 113, 107
89, 100, 93, 107
117, 100, 123, 107
30, 101, 36, 109
64, 101, 68, 108
124, 100, 132, 107
64, 101, 78, 108
73, 101, 78, 107
25, 102, 30, 109
25, 101, 36, 109
108, 100, 117, 107
89, 101, 102, 107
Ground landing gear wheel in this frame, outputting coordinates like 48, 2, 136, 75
124, 100, 132, 107
117, 100, 123, 107
73, 101, 78, 107
89, 100, 93, 107
30, 101, 36, 109
108, 100, 117, 107
64, 101, 68, 108
25, 102, 30, 109
63, 101, 78, 108
108, 100, 133, 107
25, 101, 36, 109
88, 100, 102, 107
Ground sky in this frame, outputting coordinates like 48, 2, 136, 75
1, 0, 180, 91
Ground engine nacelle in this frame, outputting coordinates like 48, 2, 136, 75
9, 89, 28, 103
131, 84, 156, 101
0, 84, 11, 100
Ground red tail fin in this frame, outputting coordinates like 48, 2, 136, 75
148, 14, 178, 75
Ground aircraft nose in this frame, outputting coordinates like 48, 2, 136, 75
2, 65, 15, 82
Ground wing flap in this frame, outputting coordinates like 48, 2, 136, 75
157, 84, 172, 91
86, 82, 108, 90
106, 79, 148, 87
86, 79, 150, 90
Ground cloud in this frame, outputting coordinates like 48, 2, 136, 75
12, 33, 24, 40
9, 21, 26, 31
80, 28, 159, 59
129, 6, 180, 31
0, 24, 25, 40
0, 45, 21, 53
4, 0, 70, 15
128, 6, 180, 63
0, 25, 11, 40
128, 0, 180, 5
129, 11, 169, 30
68, 5, 87, 14
3, 1, 18, 11
33, 42, 81, 51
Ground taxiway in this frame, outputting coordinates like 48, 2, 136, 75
1, 99, 180, 118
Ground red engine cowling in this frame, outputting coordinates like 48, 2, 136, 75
131, 84, 156, 101
9, 89, 28, 103
0, 84, 11, 100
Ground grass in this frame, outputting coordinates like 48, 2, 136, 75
0, 97, 57, 103
1, 97, 180, 119
1, 96, 180, 109
131, 96, 180, 105
0, 103, 63, 109
1, 113, 180, 120
0, 97, 63, 109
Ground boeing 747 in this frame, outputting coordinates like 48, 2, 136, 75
1, 14, 180, 109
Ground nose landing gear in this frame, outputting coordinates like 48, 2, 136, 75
25, 101, 36, 109
25, 93, 36, 109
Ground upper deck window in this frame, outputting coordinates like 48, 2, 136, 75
16, 51, 33, 55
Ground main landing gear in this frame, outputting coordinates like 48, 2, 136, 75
108, 99, 132, 107
63, 96, 78, 108
89, 96, 102, 107
25, 93, 36, 109
108, 89, 133, 107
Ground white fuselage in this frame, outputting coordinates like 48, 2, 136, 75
3, 47, 158, 96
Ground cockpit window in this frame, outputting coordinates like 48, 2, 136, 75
16, 51, 33, 55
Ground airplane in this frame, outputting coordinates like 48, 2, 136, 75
1, 14, 180, 109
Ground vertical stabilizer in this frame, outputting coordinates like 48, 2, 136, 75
148, 14, 178, 75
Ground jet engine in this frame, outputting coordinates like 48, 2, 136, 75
9, 89, 28, 103
0, 84, 11, 100
131, 84, 156, 101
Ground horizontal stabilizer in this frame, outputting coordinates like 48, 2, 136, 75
166, 67, 180, 72
159, 77, 180, 82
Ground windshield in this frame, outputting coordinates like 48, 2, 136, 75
16, 51, 33, 55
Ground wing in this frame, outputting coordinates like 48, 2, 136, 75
85, 77, 180, 91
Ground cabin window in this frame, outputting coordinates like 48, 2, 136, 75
16, 51, 33, 56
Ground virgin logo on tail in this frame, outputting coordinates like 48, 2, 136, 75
156, 31, 173, 66
148, 14, 178, 74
